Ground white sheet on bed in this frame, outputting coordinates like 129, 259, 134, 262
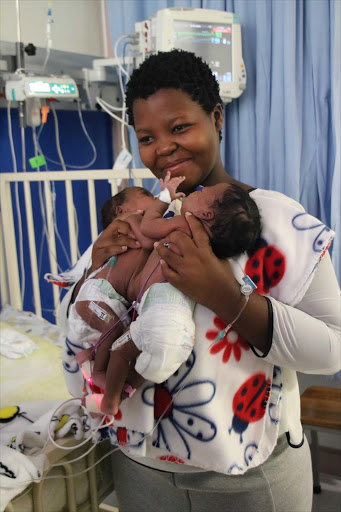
0, 399, 94, 511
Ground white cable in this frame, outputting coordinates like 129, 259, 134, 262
7, 101, 25, 303
33, 129, 74, 269
113, 34, 132, 78
96, 97, 129, 126
96, 97, 125, 112
10, 371, 192, 488
76, 100, 97, 168
50, 103, 67, 171
37, 104, 97, 170
32, 128, 67, 274
50, 104, 80, 250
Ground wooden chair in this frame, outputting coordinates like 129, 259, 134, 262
300, 386, 341, 493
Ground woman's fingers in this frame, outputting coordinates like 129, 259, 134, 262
91, 218, 141, 269
184, 212, 212, 249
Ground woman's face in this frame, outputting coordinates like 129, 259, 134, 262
133, 89, 224, 194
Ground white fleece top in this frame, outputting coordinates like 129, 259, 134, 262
59, 189, 340, 474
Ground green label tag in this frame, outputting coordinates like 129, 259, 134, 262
29, 155, 46, 169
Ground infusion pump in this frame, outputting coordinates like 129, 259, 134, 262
134, 7, 246, 103
5, 75, 79, 101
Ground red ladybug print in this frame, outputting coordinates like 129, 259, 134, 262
117, 427, 128, 445
245, 238, 285, 294
229, 373, 271, 443
159, 455, 185, 464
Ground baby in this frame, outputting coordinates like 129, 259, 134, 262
68, 173, 261, 409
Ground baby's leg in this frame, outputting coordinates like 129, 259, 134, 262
101, 336, 142, 415
92, 322, 123, 389
75, 299, 117, 333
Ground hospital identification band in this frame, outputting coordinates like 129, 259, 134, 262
110, 330, 132, 351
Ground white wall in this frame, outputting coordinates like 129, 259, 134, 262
0, 0, 109, 56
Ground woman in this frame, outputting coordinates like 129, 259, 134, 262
64, 50, 340, 512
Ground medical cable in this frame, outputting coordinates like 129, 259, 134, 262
32, 127, 70, 275
49, 103, 81, 255
95, 96, 125, 112
12, 370, 192, 487
7, 101, 26, 304
113, 34, 132, 79
50, 103, 67, 171
37, 102, 98, 169
96, 97, 129, 126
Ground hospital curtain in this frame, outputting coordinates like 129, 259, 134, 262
105, 0, 340, 284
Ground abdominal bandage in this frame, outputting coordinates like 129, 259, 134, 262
129, 282, 196, 383
68, 278, 130, 344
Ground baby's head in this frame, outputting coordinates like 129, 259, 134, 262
181, 183, 261, 258
101, 186, 154, 229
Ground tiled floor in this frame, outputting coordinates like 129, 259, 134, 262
101, 473, 341, 512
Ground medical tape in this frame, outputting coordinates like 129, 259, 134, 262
88, 301, 112, 323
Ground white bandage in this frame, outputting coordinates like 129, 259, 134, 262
158, 188, 172, 204
130, 283, 195, 383
68, 278, 130, 344
85, 393, 103, 414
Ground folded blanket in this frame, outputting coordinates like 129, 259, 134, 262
0, 447, 48, 512
0, 399, 94, 510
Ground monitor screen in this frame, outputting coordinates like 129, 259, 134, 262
173, 20, 233, 83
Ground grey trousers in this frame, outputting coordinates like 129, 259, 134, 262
111, 434, 313, 512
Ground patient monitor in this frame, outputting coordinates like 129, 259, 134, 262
135, 8, 246, 104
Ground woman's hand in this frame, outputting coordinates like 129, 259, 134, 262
156, 213, 270, 353
91, 211, 143, 272
154, 213, 241, 314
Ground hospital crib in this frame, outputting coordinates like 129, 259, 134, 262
0, 168, 154, 512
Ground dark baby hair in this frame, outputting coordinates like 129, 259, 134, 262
125, 49, 223, 127
100, 186, 153, 230
210, 185, 261, 259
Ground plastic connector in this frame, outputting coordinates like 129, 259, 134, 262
41, 105, 49, 124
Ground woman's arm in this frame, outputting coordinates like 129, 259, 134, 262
264, 252, 341, 373
155, 213, 270, 353
155, 214, 341, 373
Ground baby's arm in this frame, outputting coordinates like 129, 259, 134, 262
141, 173, 191, 239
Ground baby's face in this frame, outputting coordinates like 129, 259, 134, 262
181, 183, 228, 220
117, 190, 155, 219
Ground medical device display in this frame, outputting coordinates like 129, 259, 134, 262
135, 8, 246, 103
5, 75, 79, 101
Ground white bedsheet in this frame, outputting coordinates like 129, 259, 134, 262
0, 399, 93, 511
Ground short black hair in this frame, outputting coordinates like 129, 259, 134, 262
126, 49, 223, 128
100, 186, 153, 230
210, 185, 261, 258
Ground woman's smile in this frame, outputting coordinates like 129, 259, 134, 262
162, 158, 193, 177
133, 89, 224, 193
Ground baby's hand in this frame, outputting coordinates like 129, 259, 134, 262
160, 171, 186, 201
